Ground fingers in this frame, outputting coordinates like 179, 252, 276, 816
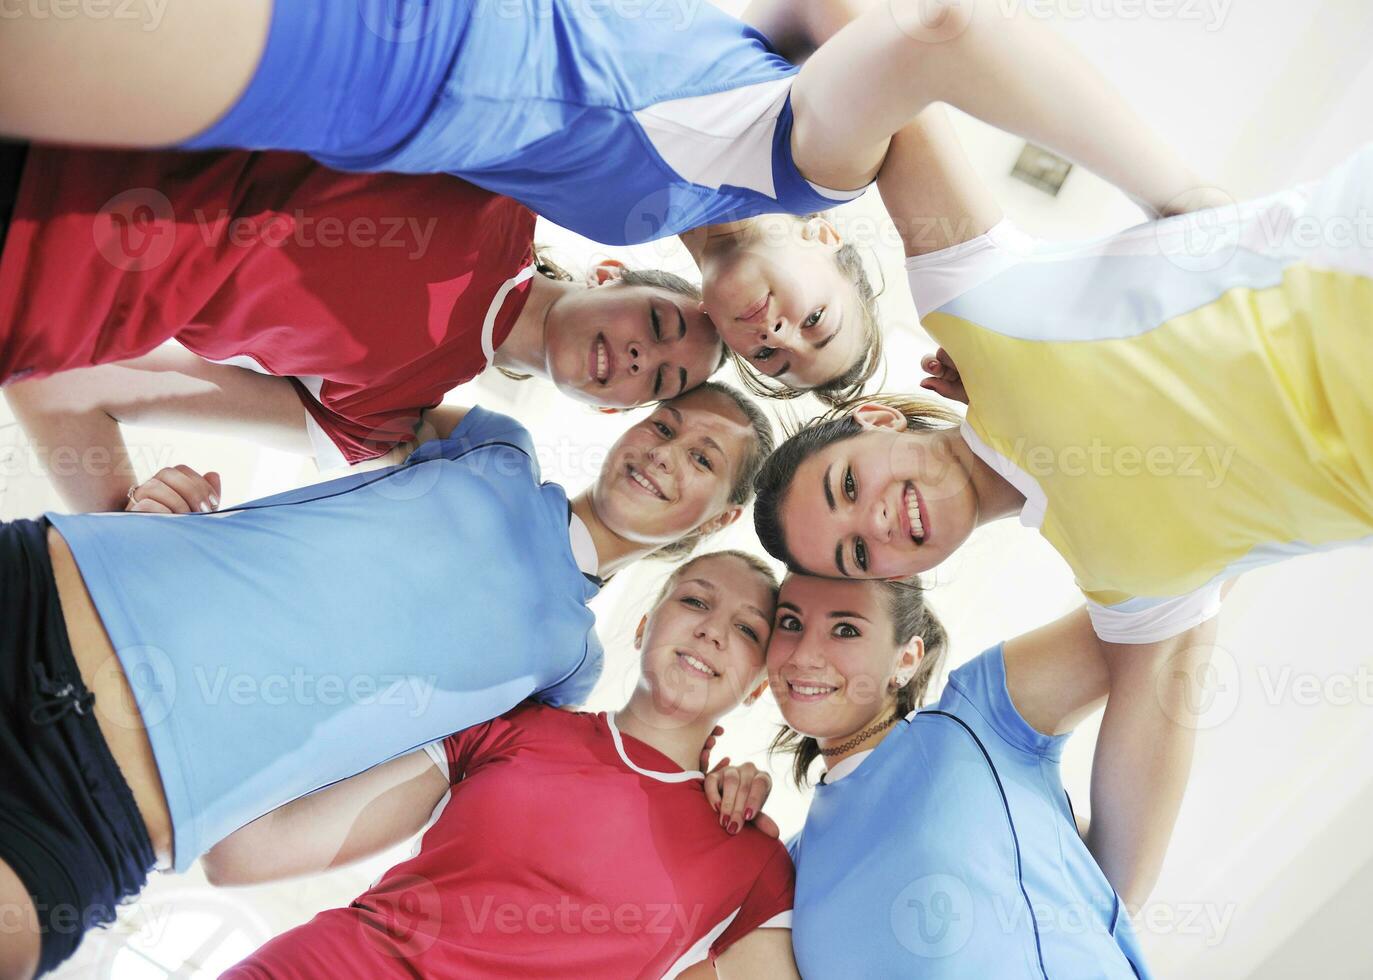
741, 771, 773, 828
934, 347, 960, 380
697, 725, 724, 773
753, 812, 781, 840
720, 764, 774, 836
127, 465, 220, 514
703, 757, 730, 811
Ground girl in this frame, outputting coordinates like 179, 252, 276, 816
750, 135, 1372, 921
0, 146, 724, 504
203, 551, 798, 979
1, 1, 1218, 400
768, 572, 1220, 977
0, 381, 772, 978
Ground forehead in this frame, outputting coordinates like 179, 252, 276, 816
778, 575, 884, 616
656, 391, 753, 447
677, 555, 776, 608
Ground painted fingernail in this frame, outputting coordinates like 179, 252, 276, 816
744, 808, 754, 822
729, 821, 740, 835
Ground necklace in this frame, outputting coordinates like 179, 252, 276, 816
818, 713, 900, 757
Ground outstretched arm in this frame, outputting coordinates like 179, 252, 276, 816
790, 0, 1207, 217
201, 748, 449, 886
4, 346, 312, 512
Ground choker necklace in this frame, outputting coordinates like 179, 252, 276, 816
818, 713, 900, 757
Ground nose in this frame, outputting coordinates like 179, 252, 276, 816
868, 498, 892, 544
695, 616, 726, 650
761, 316, 798, 348
645, 443, 676, 474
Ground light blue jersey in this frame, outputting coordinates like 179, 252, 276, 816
788, 646, 1149, 978
183, 0, 867, 245
49, 408, 603, 870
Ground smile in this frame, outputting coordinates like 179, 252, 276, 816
737, 292, 770, 324
903, 481, 927, 545
592, 334, 612, 385
677, 651, 718, 678
627, 464, 667, 500
787, 678, 839, 702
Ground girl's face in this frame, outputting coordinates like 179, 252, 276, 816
700, 216, 866, 391
544, 278, 724, 409
778, 406, 979, 579
635, 554, 777, 723
592, 387, 753, 546
767, 575, 918, 740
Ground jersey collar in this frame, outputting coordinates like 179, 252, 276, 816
605, 712, 704, 784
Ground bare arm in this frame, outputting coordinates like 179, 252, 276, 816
4, 346, 312, 512
790, 0, 1206, 216
201, 748, 449, 887
715, 928, 801, 980
1002, 607, 1109, 738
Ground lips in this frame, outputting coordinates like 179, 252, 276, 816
626, 463, 667, 500
786, 677, 839, 702
676, 650, 719, 678
737, 292, 771, 325
591, 334, 613, 385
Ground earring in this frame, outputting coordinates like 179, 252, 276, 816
592, 405, 624, 415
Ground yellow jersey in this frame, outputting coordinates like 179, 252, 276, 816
908, 145, 1373, 642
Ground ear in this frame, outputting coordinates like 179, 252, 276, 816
889, 635, 926, 690
698, 506, 743, 538
799, 216, 844, 252
587, 258, 628, 287
634, 614, 648, 651
852, 402, 909, 433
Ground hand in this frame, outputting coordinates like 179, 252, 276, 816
704, 757, 779, 839
919, 348, 967, 405
127, 465, 222, 514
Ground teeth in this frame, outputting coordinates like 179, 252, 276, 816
679, 653, 716, 677
595, 338, 608, 382
905, 483, 924, 542
792, 681, 835, 696
629, 467, 664, 499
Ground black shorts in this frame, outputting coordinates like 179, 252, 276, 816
0, 140, 26, 253
0, 518, 156, 976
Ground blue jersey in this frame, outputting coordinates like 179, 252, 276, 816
788, 646, 1150, 979
183, 0, 867, 245
49, 408, 603, 870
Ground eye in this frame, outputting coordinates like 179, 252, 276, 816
854, 538, 868, 573
681, 595, 707, 609
777, 613, 802, 632
736, 623, 760, 642
832, 622, 861, 639
690, 450, 713, 470
803, 307, 826, 329
653, 419, 672, 438
753, 347, 776, 362
843, 466, 856, 501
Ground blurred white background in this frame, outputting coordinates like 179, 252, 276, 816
2, 0, 1372, 976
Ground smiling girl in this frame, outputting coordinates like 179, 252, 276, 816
0, 382, 772, 978
203, 551, 797, 980
0, 145, 725, 509
767, 573, 1212, 977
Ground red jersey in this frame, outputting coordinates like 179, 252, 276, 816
0, 147, 536, 463
226, 704, 794, 979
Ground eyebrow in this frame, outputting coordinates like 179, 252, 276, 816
676, 306, 686, 340
681, 577, 718, 593
823, 464, 836, 512
677, 366, 687, 397
771, 359, 792, 380
664, 405, 683, 423
834, 542, 848, 577
777, 601, 802, 614
827, 610, 870, 621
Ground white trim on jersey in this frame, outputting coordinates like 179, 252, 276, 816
1086, 585, 1224, 645
958, 421, 1047, 530
422, 738, 448, 777
606, 712, 704, 783
634, 77, 793, 198
904, 218, 1040, 316
482, 264, 536, 364
663, 908, 739, 980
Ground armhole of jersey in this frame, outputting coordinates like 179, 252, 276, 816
958, 422, 1045, 529
421, 739, 450, 780
918, 710, 1050, 980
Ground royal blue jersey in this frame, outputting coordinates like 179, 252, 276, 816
183, 0, 868, 245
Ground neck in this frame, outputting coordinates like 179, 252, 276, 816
491, 272, 570, 378
613, 692, 719, 773
569, 491, 657, 579
817, 704, 902, 772
679, 220, 755, 270
941, 427, 1025, 527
